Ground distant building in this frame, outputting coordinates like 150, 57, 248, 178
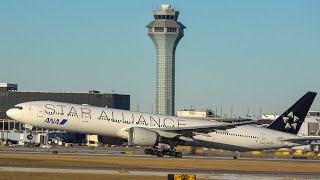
0, 83, 130, 143
299, 111, 320, 136
177, 110, 215, 118
177, 109, 251, 123
0, 83, 17, 91
261, 114, 280, 121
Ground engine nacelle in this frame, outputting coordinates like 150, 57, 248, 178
128, 127, 161, 146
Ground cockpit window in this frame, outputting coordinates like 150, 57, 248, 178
13, 106, 23, 110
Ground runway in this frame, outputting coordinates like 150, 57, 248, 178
1, 164, 319, 180
0, 146, 319, 164
0, 146, 319, 180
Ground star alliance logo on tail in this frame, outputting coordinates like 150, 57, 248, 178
283, 111, 300, 130
44, 118, 68, 125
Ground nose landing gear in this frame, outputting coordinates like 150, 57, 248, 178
27, 134, 33, 141
26, 128, 34, 143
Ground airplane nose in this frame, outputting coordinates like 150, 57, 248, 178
6, 108, 23, 120
6, 109, 14, 118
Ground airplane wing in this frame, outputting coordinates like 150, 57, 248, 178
281, 136, 320, 143
152, 120, 257, 137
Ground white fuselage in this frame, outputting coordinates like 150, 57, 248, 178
7, 101, 302, 151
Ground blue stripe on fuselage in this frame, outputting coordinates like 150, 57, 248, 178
59, 119, 68, 125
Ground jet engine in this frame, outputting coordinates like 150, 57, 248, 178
128, 127, 161, 146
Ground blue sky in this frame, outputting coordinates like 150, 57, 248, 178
0, 0, 319, 117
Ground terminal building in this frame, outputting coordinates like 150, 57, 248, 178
177, 109, 215, 118
0, 83, 130, 144
177, 109, 251, 122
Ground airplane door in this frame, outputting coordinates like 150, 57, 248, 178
82, 113, 90, 123
37, 106, 44, 117
260, 133, 266, 144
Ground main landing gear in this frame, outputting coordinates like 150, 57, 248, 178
144, 147, 183, 158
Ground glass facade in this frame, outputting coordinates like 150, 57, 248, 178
149, 34, 183, 115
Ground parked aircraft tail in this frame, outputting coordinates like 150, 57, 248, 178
267, 91, 317, 134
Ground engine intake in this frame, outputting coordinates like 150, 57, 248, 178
128, 127, 161, 146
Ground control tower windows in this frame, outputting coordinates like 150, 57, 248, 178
154, 15, 175, 20
154, 27, 164, 32
167, 28, 177, 32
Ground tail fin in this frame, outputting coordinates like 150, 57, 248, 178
267, 91, 317, 134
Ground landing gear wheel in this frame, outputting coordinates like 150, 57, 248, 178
144, 149, 152, 155
151, 149, 158, 155
175, 152, 182, 158
27, 134, 33, 140
157, 151, 164, 157
169, 151, 175, 156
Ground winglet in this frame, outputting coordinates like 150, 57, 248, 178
267, 92, 317, 134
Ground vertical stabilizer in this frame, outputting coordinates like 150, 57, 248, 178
267, 92, 317, 134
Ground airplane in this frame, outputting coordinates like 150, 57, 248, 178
6, 91, 319, 158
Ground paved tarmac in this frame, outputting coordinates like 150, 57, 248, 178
1, 146, 319, 164
1, 164, 319, 180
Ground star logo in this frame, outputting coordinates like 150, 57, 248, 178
283, 111, 300, 130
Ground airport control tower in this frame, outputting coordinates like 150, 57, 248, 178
147, 5, 186, 116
